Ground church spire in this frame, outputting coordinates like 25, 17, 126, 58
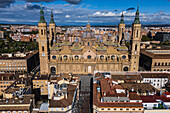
50, 9, 55, 23
39, 3, 46, 23
86, 16, 91, 32
120, 11, 125, 24
133, 4, 140, 24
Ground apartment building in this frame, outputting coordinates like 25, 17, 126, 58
0, 51, 39, 73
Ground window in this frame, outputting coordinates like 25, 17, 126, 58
100, 55, 104, 60
114, 108, 116, 110
41, 29, 43, 35
64, 55, 68, 60
122, 55, 126, 59
158, 62, 160, 66
61, 108, 64, 110
75, 55, 79, 60
52, 56, 56, 59
120, 108, 123, 110
162, 62, 164, 66
135, 44, 137, 51
107, 108, 110, 110
111, 55, 115, 60
87, 55, 91, 59
132, 108, 135, 110
154, 63, 157, 66
56, 108, 59, 111
165, 62, 167, 66
101, 108, 104, 110
154, 104, 157, 107
88, 42, 90, 46
42, 47, 44, 51
126, 108, 129, 110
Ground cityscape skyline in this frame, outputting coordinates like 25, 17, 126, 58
0, 0, 169, 25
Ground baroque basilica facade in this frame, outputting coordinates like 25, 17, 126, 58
38, 5, 141, 75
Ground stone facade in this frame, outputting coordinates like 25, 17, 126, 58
38, 6, 141, 75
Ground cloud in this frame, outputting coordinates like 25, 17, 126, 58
24, 0, 82, 4
25, 3, 42, 10
93, 11, 116, 17
0, 0, 15, 8
65, 14, 70, 18
24, 0, 56, 2
126, 7, 135, 11
62, 0, 82, 4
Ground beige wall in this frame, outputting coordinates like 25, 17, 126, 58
0, 60, 27, 72
33, 79, 48, 95
152, 59, 170, 71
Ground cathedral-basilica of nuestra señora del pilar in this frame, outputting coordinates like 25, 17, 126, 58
38, 5, 142, 75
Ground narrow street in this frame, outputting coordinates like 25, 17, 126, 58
73, 75, 92, 113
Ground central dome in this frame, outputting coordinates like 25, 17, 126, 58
82, 31, 95, 39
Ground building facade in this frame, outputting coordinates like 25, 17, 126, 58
38, 5, 142, 75
0, 51, 39, 73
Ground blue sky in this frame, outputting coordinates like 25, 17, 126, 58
0, 0, 169, 25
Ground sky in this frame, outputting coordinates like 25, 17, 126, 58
0, 0, 169, 25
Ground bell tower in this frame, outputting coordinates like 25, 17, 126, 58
49, 9, 56, 47
118, 11, 125, 44
38, 4, 49, 75
130, 5, 141, 72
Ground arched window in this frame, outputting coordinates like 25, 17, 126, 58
153, 69, 156, 71
123, 67, 128, 71
135, 44, 137, 51
165, 62, 167, 66
51, 67, 56, 74
137, 30, 138, 37
111, 55, 115, 60
75, 55, 79, 60
88, 42, 90, 46
158, 62, 160, 66
63, 55, 68, 60
157, 69, 159, 71
87, 55, 91, 59
162, 62, 164, 66
42, 47, 44, 52
100, 55, 104, 60
122, 55, 126, 59
41, 29, 43, 35
52, 56, 56, 59
154, 63, 157, 66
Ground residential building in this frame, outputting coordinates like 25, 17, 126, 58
0, 51, 39, 73
0, 73, 16, 95
141, 72, 170, 90
140, 47, 170, 71
48, 74, 79, 113
93, 77, 144, 113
